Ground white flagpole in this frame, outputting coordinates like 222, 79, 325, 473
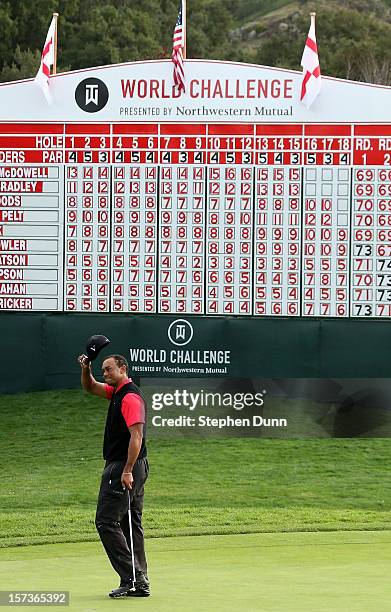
183, 0, 187, 59
53, 12, 59, 75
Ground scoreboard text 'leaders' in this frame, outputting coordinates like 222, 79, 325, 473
0, 59, 391, 317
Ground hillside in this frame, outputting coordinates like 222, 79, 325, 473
0, 0, 391, 84
235, 0, 391, 22
231, 0, 391, 83
231, 0, 391, 85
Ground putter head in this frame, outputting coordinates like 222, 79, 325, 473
85, 334, 110, 362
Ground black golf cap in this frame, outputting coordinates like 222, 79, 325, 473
86, 334, 110, 361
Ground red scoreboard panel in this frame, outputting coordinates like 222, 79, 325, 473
1, 60, 391, 317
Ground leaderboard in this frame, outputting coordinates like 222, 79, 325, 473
1, 121, 391, 317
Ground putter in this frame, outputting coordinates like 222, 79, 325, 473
128, 493, 137, 590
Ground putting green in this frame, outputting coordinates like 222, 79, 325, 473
1, 531, 390, 611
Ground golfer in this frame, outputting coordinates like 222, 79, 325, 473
78, 353, 150, 598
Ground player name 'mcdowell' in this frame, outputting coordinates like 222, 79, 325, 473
129, 348, 231, 365
0, 167, 49, 178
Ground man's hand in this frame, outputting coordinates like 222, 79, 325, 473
121, 471, 133, 491
79, 355, 107, 397
78, 354, 90, 369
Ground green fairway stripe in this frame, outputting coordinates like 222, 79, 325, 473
1, 505, 391, 548
1, 391, 391, 549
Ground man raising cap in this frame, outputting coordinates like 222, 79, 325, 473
78, 352, 150, 598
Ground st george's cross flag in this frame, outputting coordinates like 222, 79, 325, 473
300, 13, 321, 108
172, 1, 185, 94
35, 16, 56, 104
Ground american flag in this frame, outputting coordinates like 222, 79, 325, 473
172, 1, 185, 94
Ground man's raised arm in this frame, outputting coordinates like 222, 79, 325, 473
78, 354, 107, 398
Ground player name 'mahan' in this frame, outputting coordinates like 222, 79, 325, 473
0, 283, 26, 294
121, 78, 293, 100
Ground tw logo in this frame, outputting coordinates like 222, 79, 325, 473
168, 319, 194, 346
85, 84, 99, 106
75, 78, 109, 113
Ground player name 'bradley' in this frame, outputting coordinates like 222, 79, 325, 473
121, 78, 293, 100
0, 181, 42, 192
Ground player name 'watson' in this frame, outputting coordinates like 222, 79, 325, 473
121, 78, 293, 100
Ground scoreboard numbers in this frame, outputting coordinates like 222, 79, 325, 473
64, 124, 110, 311
2, 120, 391, 317
111, 123, 158, 313
159, 124, 206, 314
254, 124, 302, 316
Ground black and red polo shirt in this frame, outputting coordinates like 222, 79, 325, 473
102, 377, 147, 462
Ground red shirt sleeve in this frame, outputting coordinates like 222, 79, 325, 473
121, 393, 145, 428
105, 384, 115, 400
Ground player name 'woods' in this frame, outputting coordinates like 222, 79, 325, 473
121, 78, 293, 99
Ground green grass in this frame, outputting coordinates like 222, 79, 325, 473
0, 390, 390, 547
235, 0, 293, 21
1, 533, 391, 611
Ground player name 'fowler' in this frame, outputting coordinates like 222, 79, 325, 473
0, 240, 27, 251
121, 78, 293, 99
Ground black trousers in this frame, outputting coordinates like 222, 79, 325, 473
95, 457, 149, 582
